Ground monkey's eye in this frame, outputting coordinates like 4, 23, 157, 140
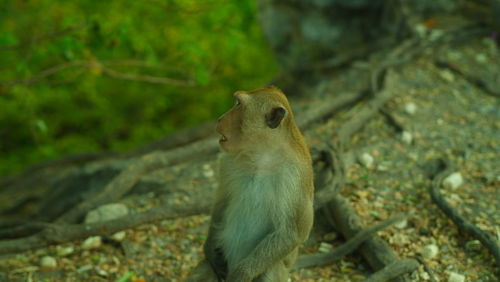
235, 99, 241, 106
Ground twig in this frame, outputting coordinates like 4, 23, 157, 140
294, 212, 412, 269
430, 159, 500, 267
0, 23, 88, 51
1, 60, 196, 88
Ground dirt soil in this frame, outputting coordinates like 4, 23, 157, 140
0, 39, 498, 281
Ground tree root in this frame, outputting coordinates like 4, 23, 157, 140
430, 159, 500, 267
0, 202, 210, 255
295, 212, 411, 269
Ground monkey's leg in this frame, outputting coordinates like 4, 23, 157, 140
186, 260, 219, 282
254, 261, 288, 282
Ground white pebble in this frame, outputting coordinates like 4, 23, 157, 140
85, 203, 129, 224
318, 242, 333, 253
404, 102, 417, 115
420, 271, 430, 280
421, 244, 439, 259
475, 54, 487, 63
394, 218, 408, 229
440, 70, 455, 82
359, 153, 374, 169
56, 245, 74, 256
443, 172, 464, 190
81, 236, 102, 250
448, 272, 465, 282
111, 231, 126, 241
40, 256, 57, 268
401, 131, 413, 145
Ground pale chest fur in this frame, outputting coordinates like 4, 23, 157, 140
216, 154, 301, 270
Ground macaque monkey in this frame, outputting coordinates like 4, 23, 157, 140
187, 86, 314, 282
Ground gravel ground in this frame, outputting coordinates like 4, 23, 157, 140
0, 39, 498, 282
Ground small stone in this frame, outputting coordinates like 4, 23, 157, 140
414, 24, 428, 37
421, 244, 439, 259
77, 264, 93, 273
475, 53, 487, 63
85, 203, 129, 224
56, 245, 74, 256
40, 256, 57, 269
81, 236, 102, 250
359, 153, 374, 169
323, 232, 337, 241
318, 242, 333, 253
421, 271, 430, 280
465, 240, 482, 252
448, 272, 465, 282
96, 266, 108, 277
111, 231, 126, 241
443, 172, 464, 190
394, 218, 408, 229
404, 102, 417, 115
439, 70, 455, 82
401, 131, 413, 145
202, 164, 214, 178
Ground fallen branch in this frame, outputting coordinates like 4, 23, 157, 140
55, 137, 218, 224
430, 159, 500, 267
294, 212, 411, 269
326, 195, 407, 281
0, 202, 210, 255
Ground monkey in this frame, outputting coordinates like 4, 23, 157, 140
187, 86, 314, 282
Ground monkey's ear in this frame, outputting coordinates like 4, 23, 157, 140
265, 107, 287, 129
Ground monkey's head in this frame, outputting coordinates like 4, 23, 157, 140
216, 86, 294, 155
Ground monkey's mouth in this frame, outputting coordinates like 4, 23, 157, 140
219, 134, 228, 143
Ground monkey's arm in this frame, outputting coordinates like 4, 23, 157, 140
203, 198, 228, 279
227, 219, 302, 281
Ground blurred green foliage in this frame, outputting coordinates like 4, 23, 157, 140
0, 0, 278, 177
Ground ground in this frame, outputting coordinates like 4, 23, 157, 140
0, 38, 498, 281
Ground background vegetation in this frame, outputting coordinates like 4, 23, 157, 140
0, 0, 278, 177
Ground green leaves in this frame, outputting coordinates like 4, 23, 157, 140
0, 0, 279, 177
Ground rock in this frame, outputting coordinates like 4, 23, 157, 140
439, 70, 455, 82
394, 218, 408, 229
81, 236, 102, 250
56, 245, 74, 256
111, 231, 126, 241
202, 164, 214, 178
420, 271, 430, 280
40, 256, 57, 269
421, 244, 439, 259
475, 53, 487, 63
323, 232, 337, 241
404, 102, 417, 115
448, 272, 465, 282
77, 264, 93, 273
358, 153, 374, 169
85, 203, 129, 224
443, 172, 464, 190
401, 131, 413, 145
318, 242, 333, 253
96, 266, 108, 277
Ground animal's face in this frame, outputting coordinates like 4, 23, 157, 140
215, 86, 290, 154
